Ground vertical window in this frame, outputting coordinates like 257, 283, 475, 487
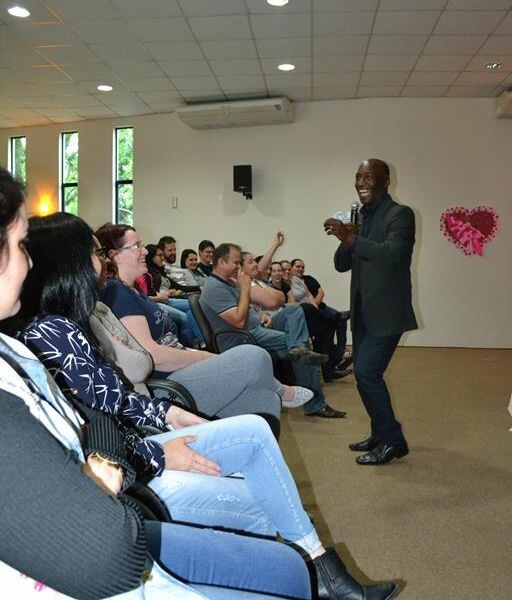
114, 127, 134, 225
60, 131, 79, 215
9, 136, 27, 184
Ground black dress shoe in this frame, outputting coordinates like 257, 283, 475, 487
305, 404, 347, 418
324, 367, 353, 383
288, 345, 329, 365
314, 547, 399, 600
356, 442, 409, 465
349, 436, 379, 452
336, 356, 353, 371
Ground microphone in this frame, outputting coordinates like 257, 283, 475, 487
350, 202, 361, 224
330, 202, 362, 224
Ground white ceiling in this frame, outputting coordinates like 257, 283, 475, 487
1, 0, 511, 128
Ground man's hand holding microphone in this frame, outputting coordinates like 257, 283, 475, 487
324, 202, 361, 247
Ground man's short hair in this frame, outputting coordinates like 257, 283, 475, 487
290, 258, 303, 267
158, 235, 176, 248
198, 239, 215, 252
213, 243, 241, 267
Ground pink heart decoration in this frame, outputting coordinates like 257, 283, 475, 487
440, 206, 500, 256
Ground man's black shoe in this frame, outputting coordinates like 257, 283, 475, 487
324, 367, 353, 382
314, 547, 399, 600
349, 436, 379, 452
356, 442, 409, 465
305, 404, 346, 418
288, 345, 329, 366
336, 355, 353, 371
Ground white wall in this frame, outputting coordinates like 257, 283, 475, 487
1, 98, 511, 348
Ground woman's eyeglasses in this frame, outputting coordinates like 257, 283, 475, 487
94, 246, 107, 259
118, 241, 144, 251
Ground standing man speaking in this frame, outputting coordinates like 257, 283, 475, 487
324, 159, 417, 466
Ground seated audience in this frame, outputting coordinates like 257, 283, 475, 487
200, 243, 347, 419
291, 258, 352, 372
1, 167, 357, 600
269, 261, 293, 301
0, 203, 398, 600
95, 223, 312, 437
244, 252, 345, 384
135, 243, 202, 347
181, 248, 206, 287
158, 234, 200, 291
280, 259, 292, 283
197, 239, 215, 277
288, 260, 350, 381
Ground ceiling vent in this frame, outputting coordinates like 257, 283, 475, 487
175, 97, 294, 129
495, 90, 512, 118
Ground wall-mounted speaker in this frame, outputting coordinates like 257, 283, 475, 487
233, 165, 252, 199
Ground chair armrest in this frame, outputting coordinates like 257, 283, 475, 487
124, 481, 172, 523
146, 378, 197, 412
213, 329, 257, 352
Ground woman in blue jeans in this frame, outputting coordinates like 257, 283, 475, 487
0, 169, 399, 600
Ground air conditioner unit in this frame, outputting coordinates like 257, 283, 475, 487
495, 90, 512, 118
175, 97, 294, 129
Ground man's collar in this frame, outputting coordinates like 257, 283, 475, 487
361, 192, 390, 215
211, 272, 231, 284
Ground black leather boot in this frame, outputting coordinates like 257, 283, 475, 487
313, 548, 398, 600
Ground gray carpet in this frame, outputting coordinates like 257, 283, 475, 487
280, 348, 512, 600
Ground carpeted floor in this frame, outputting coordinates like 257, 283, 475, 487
280, 347, 512, 600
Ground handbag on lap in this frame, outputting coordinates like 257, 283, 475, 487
90, 302, 154, 395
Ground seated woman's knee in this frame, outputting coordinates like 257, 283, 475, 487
229, 344, 273, 375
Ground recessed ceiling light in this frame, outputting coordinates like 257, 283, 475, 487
267, 0, 289, 6
97, 84, 113, 92
485, 61, 503, 69
7, 6, 31, 18
278, 63, 295, 72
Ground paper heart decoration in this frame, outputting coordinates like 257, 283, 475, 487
440, 206, 499, 256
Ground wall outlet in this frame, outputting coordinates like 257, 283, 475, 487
172, 196, 178, 209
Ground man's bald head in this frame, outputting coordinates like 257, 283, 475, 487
362, 159, 390, 178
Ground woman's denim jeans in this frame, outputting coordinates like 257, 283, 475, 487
168, 298, 205, 347
147, 415, 321, 553
147, 521, 311, 600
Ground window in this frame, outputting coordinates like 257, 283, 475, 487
60, 131, 79, 215
114, 127, 134, 225
9, 136, 27, 184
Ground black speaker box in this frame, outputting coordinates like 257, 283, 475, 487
233, 165, 252, 199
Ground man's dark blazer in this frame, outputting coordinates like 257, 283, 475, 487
334, 194, 418, 337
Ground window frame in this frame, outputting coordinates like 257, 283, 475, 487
59, 131, 79, 214
8, 135, 27, 183
113, 126, 134, 225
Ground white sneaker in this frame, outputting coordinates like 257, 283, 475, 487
282, 386, 314, 408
